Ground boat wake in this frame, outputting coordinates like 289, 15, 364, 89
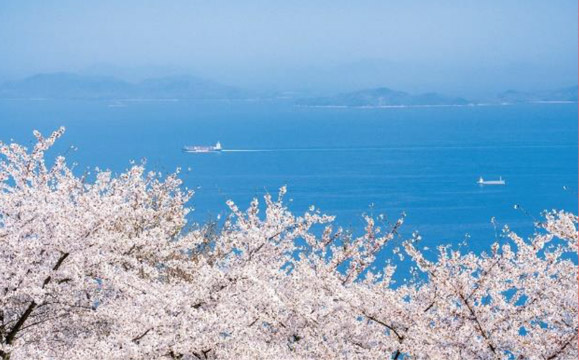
222, 148, 354, 152
187, 144, 575, 153
221, 149, 274, 152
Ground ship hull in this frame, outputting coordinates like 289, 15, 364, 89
182, 144, 222, 153
477, 180, 505, 185
183, 149, 221, 153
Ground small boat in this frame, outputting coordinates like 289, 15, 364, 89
477, 176, 505, 185
183, 142, 222, 153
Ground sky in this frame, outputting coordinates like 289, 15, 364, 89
0, 0, 577, 96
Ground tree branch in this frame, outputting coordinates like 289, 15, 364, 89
3, 252, 69, 346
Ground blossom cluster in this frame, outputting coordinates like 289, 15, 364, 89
0, 129, 577, 359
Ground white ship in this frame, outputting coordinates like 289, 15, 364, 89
183, 142, 222, 153
477, 176, 505, 185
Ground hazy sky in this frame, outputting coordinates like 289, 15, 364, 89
0, 0, 577, 95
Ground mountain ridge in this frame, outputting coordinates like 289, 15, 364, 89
496, 85, 578, 103
0, 72, 252, 100
0, 73, 577, 105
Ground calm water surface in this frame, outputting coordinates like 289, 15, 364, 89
0, 100, 577, 260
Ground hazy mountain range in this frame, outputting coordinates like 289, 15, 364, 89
0, 73, 250, 100
496, 86, 578, 103
0, 73, 576, 106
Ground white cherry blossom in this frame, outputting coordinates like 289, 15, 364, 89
0, 129, 576, 359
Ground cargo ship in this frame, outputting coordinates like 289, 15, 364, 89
183, 142, 222, 153
477, 176, 505, 185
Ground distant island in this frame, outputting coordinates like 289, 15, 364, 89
0, 73, 251, 100
297, 85, 578, 108
496, 85, 578, 104
0, 73, 577, 106
296, 87, 470, 107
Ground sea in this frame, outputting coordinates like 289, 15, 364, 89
0, 99, 577, 270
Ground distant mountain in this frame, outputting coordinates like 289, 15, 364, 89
297, 87, 470, 107
496, 86, 578, 103
0, 73, 132, 99
0, 73, 252, 100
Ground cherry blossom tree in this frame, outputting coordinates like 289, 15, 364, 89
0, 129, 577, 359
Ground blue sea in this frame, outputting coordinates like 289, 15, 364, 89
0, 100, 577, 258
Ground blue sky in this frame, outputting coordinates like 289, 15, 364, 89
0, 0, 577, 95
